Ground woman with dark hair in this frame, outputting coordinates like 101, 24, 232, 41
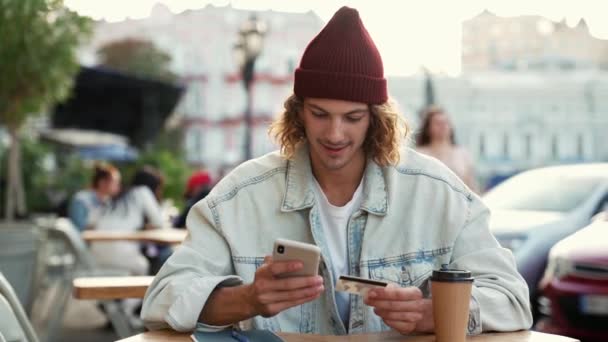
86, 166, 166, 326
416, 106, 478, 192
89, 166, 165, 276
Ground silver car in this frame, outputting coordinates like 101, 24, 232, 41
483, 163, 608, 300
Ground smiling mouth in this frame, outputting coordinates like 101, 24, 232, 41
322, 144, 348, 154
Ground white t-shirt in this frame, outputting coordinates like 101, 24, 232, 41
90, 186, 164, 275
312, 178, 364, 328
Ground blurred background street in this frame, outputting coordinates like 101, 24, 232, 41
1, 1, 607, 341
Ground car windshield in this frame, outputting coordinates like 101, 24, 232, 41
483, 170, 603, 212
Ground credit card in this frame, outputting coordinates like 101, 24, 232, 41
335, 275, 388, 296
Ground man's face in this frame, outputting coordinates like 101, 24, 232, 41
300, 98, 371, 173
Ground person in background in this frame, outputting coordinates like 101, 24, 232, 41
89, 166, 165, 276
416, 106, 479, 192
68, 163, 121, 231
173, 170, 212, 229
132, 166, 174, 274
87, 166, 166, 327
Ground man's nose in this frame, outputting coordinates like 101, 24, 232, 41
326, 119, 345, 143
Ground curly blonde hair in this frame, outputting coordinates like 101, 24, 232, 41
269, 94, 409, 166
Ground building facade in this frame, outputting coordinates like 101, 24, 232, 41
79, 3, 323, 175
80, 5, 608, 187
389, 70, 608, 188
462, 10, 608, 73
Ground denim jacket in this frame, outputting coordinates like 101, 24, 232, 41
141, 145, 532, 335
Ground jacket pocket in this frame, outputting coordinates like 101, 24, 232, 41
232, 256, 264, 283
368, 261, 432, 288
364, 247, 451, 288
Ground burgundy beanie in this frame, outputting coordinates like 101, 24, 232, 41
294, 6, 388, 104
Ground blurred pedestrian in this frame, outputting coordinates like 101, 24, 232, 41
68, 163, 121, 231
173, 170, 212, 228
416, 106, 479, 192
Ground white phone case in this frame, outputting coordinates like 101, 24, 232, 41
272, 238, 321, 278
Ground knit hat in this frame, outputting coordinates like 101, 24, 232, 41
294, 6, 387, 104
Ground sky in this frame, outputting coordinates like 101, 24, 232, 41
64, 0, 608, 76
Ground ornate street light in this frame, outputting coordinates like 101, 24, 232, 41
234, 14, 267, 161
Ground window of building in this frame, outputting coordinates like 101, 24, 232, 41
551, 135, 559, 160
577, 134, 584, 160
502, 133, 510, 159
525, 134, 532, 159
479, 133, 486, 159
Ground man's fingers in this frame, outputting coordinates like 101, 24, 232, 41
258, 285, 324, 304
254, 275, 323, 294
364, 298, 425, 312
267, 275, 324, 291
267, 260, 304, 276
384, 320, 416, 334
374, 309, 423, 322
367, 286, 422, 301
266, 292, 322, 314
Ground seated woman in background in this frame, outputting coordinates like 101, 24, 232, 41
416, 106, 479, 193
68, 163, 121, 231
89, 166, 165, 276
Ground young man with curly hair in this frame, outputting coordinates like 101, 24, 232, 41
142, 6, 532, 336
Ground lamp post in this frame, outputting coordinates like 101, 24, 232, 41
234, 14, 267, 161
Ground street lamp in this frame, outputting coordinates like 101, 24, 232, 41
234, 14, 267, 161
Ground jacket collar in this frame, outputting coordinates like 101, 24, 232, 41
281, 144, 388, 216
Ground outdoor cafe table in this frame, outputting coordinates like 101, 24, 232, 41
81, 228, 187, 245
116, 330, 579, 342
73, 276, 154, 300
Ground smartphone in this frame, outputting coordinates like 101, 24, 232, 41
272, 238, 321, 278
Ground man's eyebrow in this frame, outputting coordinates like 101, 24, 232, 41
307, 103, 369, 116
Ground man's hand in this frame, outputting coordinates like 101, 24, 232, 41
364, 284, 434, 334
246, 256, 324, 318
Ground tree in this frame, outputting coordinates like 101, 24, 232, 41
0, 0, 92, 220
97, 38, 176, 82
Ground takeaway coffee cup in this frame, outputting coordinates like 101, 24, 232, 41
431, 265, 474, 342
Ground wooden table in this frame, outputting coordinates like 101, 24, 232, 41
82, 228, 187, 245
117, 330, 579, 342
73, 276, 154, 299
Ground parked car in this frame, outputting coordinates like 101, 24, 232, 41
535, 211, 608, 342
483, 164, 608, 301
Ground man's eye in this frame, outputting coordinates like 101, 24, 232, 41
312, 112, 326, 117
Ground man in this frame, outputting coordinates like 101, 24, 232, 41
142, 7, 532, 335
68, 163, 121, 231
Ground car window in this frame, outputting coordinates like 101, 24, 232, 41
483, 171, 604, 212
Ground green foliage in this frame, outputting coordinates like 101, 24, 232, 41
97, 38, 177, 82
121, 128, 191, 210
0, 0, 93, 128
5, 138, 90, 213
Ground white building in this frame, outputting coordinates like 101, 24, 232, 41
389, 68, 608, 187
462, 10, 608, 72
80, 5, 608, 186
79, 3, 323, 175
